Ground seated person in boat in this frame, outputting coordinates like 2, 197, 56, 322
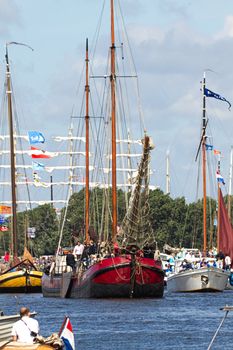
11, 307, 39, 344
181, 259, 193, 270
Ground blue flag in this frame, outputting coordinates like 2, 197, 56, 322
0, 216, 7, 225
204, 88, 231, 110
32, 161, 45, 171
28, 131, 45, 144
205, 144, 213, 151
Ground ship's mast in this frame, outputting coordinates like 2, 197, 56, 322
202, 72, 207, 254
166, 150, 170, 195
5, 45, 18, 260
217, 155, 221, 252
110, 0, 117, 241
85, 38, 90, 243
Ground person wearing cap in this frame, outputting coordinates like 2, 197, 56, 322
11, 307, 39, 344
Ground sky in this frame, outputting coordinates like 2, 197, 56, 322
1, 0, 233, 204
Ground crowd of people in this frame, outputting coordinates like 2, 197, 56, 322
164, 248, 232, 276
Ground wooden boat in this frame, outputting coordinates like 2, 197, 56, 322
167, 73, 230, 293
0, 312, 56, 350
2, 344, 53, 350
0, 43, 42, 293
42, 136, 164, 298
0, 264, 42, 293
0, 312, 53, 350
42, 0, 164, 299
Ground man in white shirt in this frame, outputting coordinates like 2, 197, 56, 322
73, 241, 84, 259
11, 307, 39, 344
225, 255, 231, 270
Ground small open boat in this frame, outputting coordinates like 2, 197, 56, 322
0, 312, 59, 350
0, 312, 53, 350
2, 343, 53, 350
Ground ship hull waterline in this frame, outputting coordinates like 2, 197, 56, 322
42, 256, 164, 298
167, 267, 229, 293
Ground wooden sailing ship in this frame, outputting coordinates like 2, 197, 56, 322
167, 73, 229, 293
42, 0, 164, 299
0, 43, 42, 293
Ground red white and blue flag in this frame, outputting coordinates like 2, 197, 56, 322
216, 171, 225, 185
60, 317, 75, 350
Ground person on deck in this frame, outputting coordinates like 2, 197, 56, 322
73, 241, 84, 260
225, 255, 231, 271
11, 307, 39, 344
66, 253, 76, 272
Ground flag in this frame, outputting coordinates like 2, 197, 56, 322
204, 87, 231, 110
205, 144, 213, 151
60, 317, 75, 350
33, 172, 50, 188
0, 206, 11, 214
216, 171, 225, 185
28, 131, 45, 144
214, 149, 221, 155
0, 216, 7, 225
30, 147, 58, 159
0, 226, 8, 232
32, 161, 53, 173
32, 161, 45, 171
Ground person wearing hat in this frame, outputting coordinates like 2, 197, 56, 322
11, 307, 39, 344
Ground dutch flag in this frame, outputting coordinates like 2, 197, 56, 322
60, 317, 75, 350
216, 171, 225, 185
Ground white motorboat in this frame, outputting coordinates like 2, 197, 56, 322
167, 267, 229, 293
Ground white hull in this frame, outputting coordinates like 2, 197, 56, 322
167, 267, 229, 293
0, 314, 20, 348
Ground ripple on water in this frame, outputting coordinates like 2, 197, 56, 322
1, 290, 233, 350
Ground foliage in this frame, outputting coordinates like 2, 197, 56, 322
0, 188, 220, 257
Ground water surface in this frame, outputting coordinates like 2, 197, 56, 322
1, 290, 233, 349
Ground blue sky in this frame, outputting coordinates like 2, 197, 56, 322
1, 0, 233, 204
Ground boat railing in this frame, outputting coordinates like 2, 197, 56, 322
50, 256, 72, 275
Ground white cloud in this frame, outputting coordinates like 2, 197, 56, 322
216, 15, 233, 39
0, 0, 21, 36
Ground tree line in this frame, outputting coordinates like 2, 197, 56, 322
0, 188, 225, 257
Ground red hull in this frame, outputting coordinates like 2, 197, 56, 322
42, 255, 164, 298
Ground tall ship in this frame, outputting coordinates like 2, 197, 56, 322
42, 0, 164, 298
167, 72, 229, 293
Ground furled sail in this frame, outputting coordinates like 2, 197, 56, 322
118, 135, 155, 250
219, 189, 233, 261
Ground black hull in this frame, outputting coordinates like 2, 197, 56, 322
69, 280, 164, 298
0, 286, 42, 293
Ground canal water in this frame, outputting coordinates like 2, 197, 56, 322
1, 289, 233, 350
